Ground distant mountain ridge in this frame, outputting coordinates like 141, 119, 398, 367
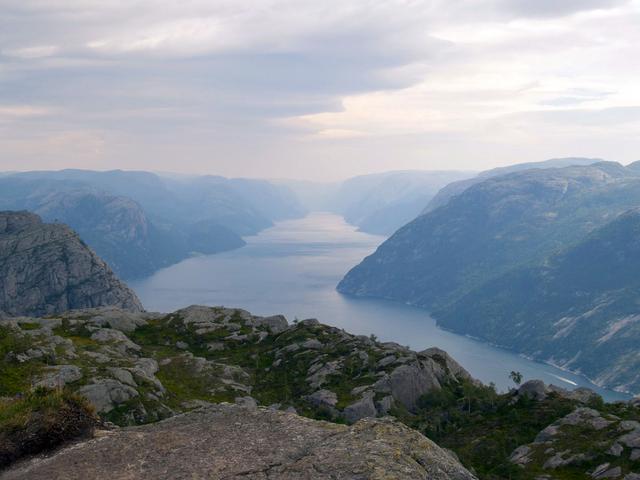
0, 170, 305, 278
330, 170, 475, 235
0, 211, 142, 316
338, 160, 640, 393
281, 170, 475, 236
423, 157, 602, 214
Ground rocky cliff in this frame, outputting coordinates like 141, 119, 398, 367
0, 211, 143, 316
1, 403, 476, 480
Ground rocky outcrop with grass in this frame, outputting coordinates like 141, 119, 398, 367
0, 211, 143, 317
510, 405, 640, 479
0, 388, 96, 469
0, 305, 471, 426
2, 305, 640, 478
1, 403, 477, 480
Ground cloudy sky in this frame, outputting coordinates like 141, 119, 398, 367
1, 0, 639, 180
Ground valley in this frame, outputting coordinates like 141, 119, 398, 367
131, 212, 629, 401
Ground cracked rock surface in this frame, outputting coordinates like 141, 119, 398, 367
0, 211, 143, 317
1, 404, 476, 480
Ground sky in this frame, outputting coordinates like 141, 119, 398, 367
0, 0, 639, 181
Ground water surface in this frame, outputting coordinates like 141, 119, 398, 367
131, 212, 630, 401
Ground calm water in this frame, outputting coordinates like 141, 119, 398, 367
131, 212, 630, 401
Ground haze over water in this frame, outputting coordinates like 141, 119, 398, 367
131, 212, 629, 401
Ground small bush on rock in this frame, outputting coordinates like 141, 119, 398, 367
0, 387, 97, 468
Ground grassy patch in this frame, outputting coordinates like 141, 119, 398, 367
0, 387, 96, 468
53, 319, 94, 340
17, 322, 41, 331
0, 326, 46, 395
156, 357, 237, 408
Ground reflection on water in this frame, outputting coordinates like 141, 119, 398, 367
131, 212, 630, 401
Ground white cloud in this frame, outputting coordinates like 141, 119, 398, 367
3, 45, 59, 59
0, 0, 638, 179
0, 105, 53, 117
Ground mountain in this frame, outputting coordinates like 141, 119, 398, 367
4, 169, 305, 235
0, 179, 245, 279
159, 175, 305, 236
423, 157, 602, 214
436, 208, 640, 392
338, 162, 640, 392
0, 170, 305, 278
272, 179, 341, 212
330, 170, 475, 235
0, 211, 142, 316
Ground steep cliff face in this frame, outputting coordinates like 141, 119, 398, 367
0, 211, 143, 317
1, 403, 476, 480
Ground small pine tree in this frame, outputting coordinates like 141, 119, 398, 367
509, 370, 523, 386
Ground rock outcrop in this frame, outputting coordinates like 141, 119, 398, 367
514, 379, 603, 404
0, 305, 472, 425
510, 406, 640, 478
1, 403, 477, 480
0, 211, 143, 317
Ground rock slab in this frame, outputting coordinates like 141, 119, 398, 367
1, 404, 477, 480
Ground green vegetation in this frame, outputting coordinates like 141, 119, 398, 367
17, 322, 41, 331
0, 387, 96, 468
2, 308, 639, 478
338, 162, 640, 393
510, 371, 523, 386
392, 379, 640, 480
0, 326, 46, 395
396, 381, 577, 479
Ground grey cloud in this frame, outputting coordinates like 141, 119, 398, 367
487, 0, 629, 18
0, 0, 639, 178
506, 106, 640, 126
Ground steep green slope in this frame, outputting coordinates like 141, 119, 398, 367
339, 162, 640, 309
338, 162, 640, 393
436, 208, 640, 392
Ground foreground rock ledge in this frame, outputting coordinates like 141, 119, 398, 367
1, 403, 476, 480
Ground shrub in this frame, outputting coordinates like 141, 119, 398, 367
0, 387, 97, 468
